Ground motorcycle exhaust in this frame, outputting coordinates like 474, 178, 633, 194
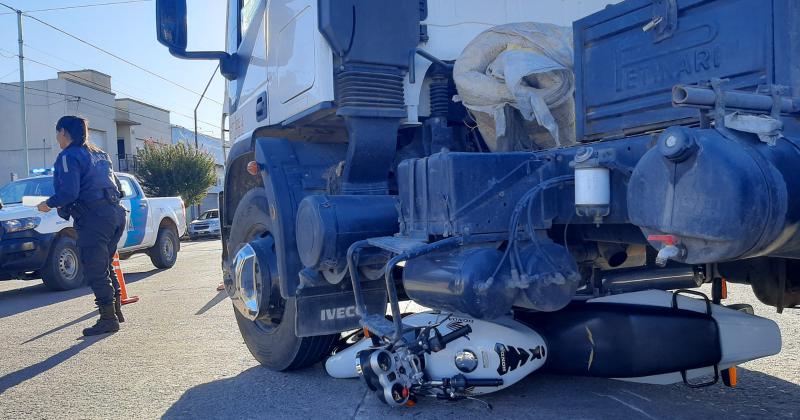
601, 266, 704, 294
520, 290, 781, 386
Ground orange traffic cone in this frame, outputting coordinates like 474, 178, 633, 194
113, 252, 139, 305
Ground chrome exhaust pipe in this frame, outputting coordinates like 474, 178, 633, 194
602, 266, 704, 294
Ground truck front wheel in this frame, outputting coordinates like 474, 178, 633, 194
228, 187, 336, 371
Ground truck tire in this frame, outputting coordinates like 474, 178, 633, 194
228, 187, 336, 371
41, 235, 84, 291
149, 227, 178, 269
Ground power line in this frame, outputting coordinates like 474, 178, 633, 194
15, 52, 222, 130
0, 83, 54, 99
0, 93, 65, 106
0, 0, 152, 15
0, 82, 189, 130
22, 13, 224, 106
0, 1, 223, 135
0, 46, 222, 130
0, 68, 17, 80
21, 42, 222, 128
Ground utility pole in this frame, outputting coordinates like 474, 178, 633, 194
194, 64, 219, 149
221, 83, 229, 166
16, 9, 30, 177
220, 113, 228, 164
192, 64, 219, 220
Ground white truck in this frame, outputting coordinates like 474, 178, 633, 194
0, 173, 187, 291
156, 0, 795, 407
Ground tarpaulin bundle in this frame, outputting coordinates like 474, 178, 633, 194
454, 22, 576, 151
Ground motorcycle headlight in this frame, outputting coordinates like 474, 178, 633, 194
2, 217, 41, 233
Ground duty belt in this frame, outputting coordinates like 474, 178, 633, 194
68, 193, 120, 220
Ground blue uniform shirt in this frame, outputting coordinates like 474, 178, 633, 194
46, 143, 118, 209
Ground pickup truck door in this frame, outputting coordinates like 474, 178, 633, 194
118, 175, 149, 250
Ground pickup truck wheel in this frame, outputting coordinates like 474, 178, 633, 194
149, 227, 178, 269
229, 187, 336, 371
41, 235, 84, 291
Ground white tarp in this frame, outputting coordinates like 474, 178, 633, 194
454, 22, 576, 151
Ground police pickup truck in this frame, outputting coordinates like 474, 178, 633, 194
0, 173, 186, 290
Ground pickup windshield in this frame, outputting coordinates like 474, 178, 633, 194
0, 177, 55, 205
199, 210, 219, 220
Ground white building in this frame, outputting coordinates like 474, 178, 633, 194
0, 69, 173, 182
0, 70, 118, 181
115, 98, 172, 173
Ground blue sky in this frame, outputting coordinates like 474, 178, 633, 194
0, 0, 227, 137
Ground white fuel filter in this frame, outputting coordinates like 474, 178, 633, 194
574, 167, 610, 207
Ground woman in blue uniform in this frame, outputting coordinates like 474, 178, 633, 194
37, 116, 128, 336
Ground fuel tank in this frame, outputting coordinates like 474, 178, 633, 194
401, 241, 580, 319
628, 127, 800, 263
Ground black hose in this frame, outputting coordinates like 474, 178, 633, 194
347, 240, 372, 317
488, 175, 575, 285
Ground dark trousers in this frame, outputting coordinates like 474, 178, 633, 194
75, 205, 126, 307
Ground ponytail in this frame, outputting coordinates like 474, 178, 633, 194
56, 115, 103, 152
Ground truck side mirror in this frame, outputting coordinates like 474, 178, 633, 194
155, 0, 238, 80
156, 0, 188, 52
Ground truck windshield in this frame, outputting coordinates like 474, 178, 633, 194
200, 210, 219, 220
0, 177, 55, 205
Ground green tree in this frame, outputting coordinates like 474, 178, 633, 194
135, 142, 217, 206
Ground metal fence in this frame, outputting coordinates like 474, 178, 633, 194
117, 154, 139, 173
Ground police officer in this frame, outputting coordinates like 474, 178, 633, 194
37, 115, 128, 336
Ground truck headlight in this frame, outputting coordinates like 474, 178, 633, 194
2, 217, 41, 233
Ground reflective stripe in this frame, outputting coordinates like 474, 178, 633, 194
62, 155, 69, 173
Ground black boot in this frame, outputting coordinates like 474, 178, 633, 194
83, 305, 120, 336
114, 297, 125, 323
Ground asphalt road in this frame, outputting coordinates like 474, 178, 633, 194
0, 239, 798, 419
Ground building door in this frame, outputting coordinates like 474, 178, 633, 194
117, 138, 125, 159
117, 138, 126, 171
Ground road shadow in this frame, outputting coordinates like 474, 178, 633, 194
181, 237, 222, 244
454, 368, 800, 419
0, 268, 163, 319
194, 290, 228, 316
0, 335, 107, 395
121, 268, 164, 285
20, 310, 97, 344
162, 365, 365, 420
162, 365, 800, 419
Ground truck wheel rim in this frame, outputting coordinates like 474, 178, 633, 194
58, 248, 79, 280
163, 236, 175, 261
231, 227, 284, 329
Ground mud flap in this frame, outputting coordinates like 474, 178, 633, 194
295, 287, 387, 337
